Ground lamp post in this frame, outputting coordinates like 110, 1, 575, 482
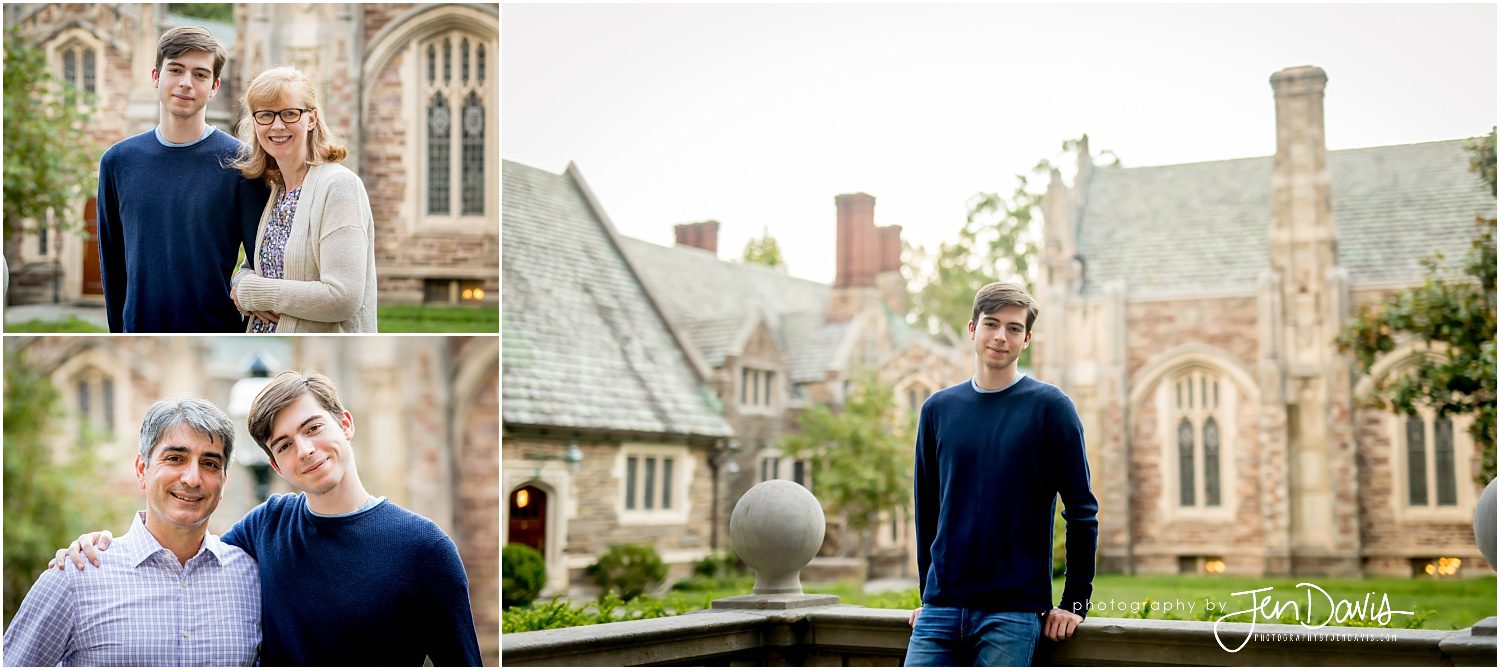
228, 355, 276, 502
526, 441, 583, 478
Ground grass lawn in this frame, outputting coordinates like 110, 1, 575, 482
668, 574, 1493, 631
378, 304, 497, 333
4, 317, 108, 333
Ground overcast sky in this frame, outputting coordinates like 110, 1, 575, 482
502, 3, 1498, 285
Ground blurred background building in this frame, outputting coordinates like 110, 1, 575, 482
2, 2, 498, 310
1033, 65, 1496, 578
2, 334, 500, 664
502, 161, 968, 592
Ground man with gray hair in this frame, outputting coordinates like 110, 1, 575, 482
2, 397, 260, 666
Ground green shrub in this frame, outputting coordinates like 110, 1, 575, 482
502, 544, 547, 609
588, 544, 666, 600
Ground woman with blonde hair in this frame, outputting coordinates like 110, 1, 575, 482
230, 65, 376, 332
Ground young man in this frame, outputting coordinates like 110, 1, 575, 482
6, 398, 259, 666
57, 372, 482, 666
905, 281, 1099, 667
97, 26, 269, 332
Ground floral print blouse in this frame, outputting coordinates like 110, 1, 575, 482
248, 187, 302, 333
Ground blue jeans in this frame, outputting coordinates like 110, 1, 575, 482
903, 605, 1041, 667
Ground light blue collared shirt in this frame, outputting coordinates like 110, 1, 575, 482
1, 511, 261, 666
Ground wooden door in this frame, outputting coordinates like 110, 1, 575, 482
82, 197, 103, 295
508, 485, 546, 555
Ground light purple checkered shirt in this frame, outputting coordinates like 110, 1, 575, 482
2, 511, 260, 666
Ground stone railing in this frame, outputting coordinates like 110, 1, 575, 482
504, 480, 1499, 666
503, 605, 1497, 666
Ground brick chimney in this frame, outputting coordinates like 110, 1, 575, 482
834, 193, 878, 288
829, 193, 908, 320
674, 220, 720, 255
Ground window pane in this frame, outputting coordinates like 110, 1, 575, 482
1175, 381, 1182, 409
477, 44, 486, 82
762, 371, 773, 406
1434, 416, 1456, 506
1203, 417, 1220, 507
662, 458, 673, 509
461, 92, 484, 215
741, 368, 749, 405
427, 44, 436, 83
83, 50, 95, 94
427, 94, 450, 215
102, 378, 114, 430
38, 223, 48, 255
461, 38, 469, 83
1178, 418, 1195, 506
78, 379, 90, 418
644, 458, 656, 510
625, 456, 637, 510
1406, 414, 1427, 506
771, 457, 779, 480
63, 50, 76, 90
793, 461, 804, 487
443, 38, 451, 83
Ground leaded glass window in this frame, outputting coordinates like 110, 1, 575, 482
427, 94, 450, 215
63, 50, 76, 91
1406, 414, 1427, 506
625, 456, 638, 509
461, 92, 484, 215
1178, 418, 1195, 506
83, 49, 95, 94
1434, 416, 1456, 506
662, 458, 673, 509
422, 32, 491, 221
643, 457, 656, 510
1203, 417, 1220, 507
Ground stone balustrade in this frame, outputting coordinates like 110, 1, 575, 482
504, 479, 1498, 666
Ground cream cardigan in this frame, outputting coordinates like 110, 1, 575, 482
234, 162, 377, 333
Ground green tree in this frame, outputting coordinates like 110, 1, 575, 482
907, 136, 1119, 365
3, 26, 98, 240
1337, 127, 1497, 484
780, 373, 913, 567
169, 4, 235, 23
3, 349, 123, 626
741, 227, 786, 270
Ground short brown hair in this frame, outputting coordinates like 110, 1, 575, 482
156, 26, 228, 81
971, 281, 1039, 332
247, 371, 346, 459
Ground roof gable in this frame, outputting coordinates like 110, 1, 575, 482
501, 160, 731, 438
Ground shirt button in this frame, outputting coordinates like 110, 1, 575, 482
181, 581, 188, 589
182, 631, 190, 639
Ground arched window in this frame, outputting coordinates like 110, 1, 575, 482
1404, 410, 1459, 508
50, 35, 101, 106
421, 30, 489, 221
1164, 367, 1226, 510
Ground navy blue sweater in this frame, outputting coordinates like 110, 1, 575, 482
914, 376, 1099, 617
96, 128, 268, 332
221, 494, 483, 666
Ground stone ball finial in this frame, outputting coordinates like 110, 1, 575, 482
1476, 478, 1497, 569
729, 480, 825, 595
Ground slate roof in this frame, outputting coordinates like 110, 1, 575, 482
617, 237, 844, 384
1077, 139, 1496, 297
502, 161, 732, 438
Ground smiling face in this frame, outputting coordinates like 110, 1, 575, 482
152, 50, 219, 121
969, 305, 1032, 373
252, 93, 316, 172
136, 423, 227, 531
266, 392, 355, 495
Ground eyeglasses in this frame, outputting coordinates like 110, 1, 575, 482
252, 108, 312, 125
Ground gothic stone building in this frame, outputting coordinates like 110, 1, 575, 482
1033, 66, 1495, 578
6, 335, 500, 664
2, 3, 497, 309
502, 160, 967, 590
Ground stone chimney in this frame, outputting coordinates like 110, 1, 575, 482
875, 224, 907, 315
1268, 65, 1336, 376
674, 220, 720, 255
